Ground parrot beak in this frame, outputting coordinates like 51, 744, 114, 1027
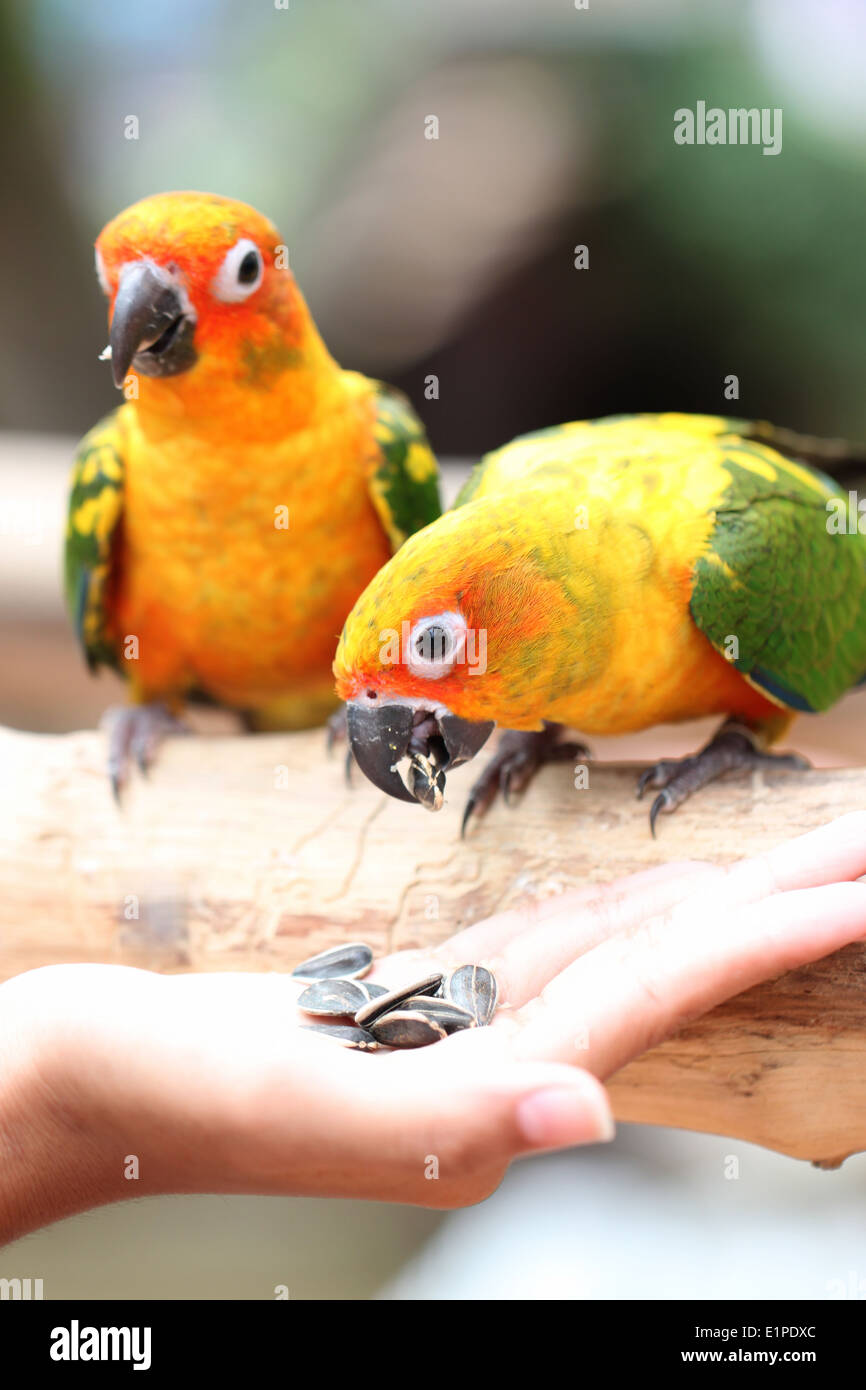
346, 702, 418, 803
437, 712, 496, 769
346, 700, 494, 809
107, 261, 195, 387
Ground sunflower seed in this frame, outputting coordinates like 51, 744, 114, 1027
297, 977, 387, 1015
354, 972, 445, 1027
358, 981, 388, 1001
446, 965, 498, 1026
291, 942, 373, 983
301, 1023, 379, 1050
401, 995, 475, 1033
368, 1009, 448, 1049
297, 979, 370, 1017
410, 754, 446, 812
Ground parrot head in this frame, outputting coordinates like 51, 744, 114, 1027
94, 191, 325, 406
334, 495, 582, 808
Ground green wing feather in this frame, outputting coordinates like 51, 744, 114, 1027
460, 412, 866, 712
64, 412, 125, 673
690, 437, 866, 712
367, 384, 441, 550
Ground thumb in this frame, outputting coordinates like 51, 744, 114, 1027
348, 1041, 615, 1207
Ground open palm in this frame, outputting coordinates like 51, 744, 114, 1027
2, 814, 866, 1239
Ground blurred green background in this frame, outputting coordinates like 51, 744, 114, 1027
4, 0, 866, 447
5, 0, 866, 736
3, 0, 866, 1301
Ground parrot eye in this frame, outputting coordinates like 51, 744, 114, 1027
211, 238, 264, 302
407, 613, 467, 679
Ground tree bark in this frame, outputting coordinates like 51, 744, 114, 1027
2, 725, 865, 1166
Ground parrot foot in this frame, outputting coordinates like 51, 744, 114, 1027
325, 704, 354, 786
325, 704, 348, 750
461, 724, 591, 837
636, 725, 809, 837
102, 702, 189, 803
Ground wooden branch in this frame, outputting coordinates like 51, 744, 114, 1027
2, 725, 865, 1166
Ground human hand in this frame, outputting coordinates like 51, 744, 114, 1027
2, 813, 865, 1241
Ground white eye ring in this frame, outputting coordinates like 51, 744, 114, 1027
94, 248, 111, 295
211, 238, 264, 302
407, 612, 467, 679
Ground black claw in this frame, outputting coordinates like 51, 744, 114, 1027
638, 728, 807, 833
326, 707, 349, 755
779, 753, 809, 771
103, 702, 186, 804
636, 768, 654, 800
460, 797, 477, 839
649, 790, 669, 838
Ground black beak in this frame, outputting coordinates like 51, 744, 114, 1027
346, 701, 494, 808
346, 702, 417, 803
438, 712, 495, 770
108, 261, 192, 387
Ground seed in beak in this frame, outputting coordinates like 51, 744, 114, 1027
409, 753, 446, 811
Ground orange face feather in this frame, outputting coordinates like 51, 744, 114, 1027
334, 452, 781, 737
95, 190, 335, 433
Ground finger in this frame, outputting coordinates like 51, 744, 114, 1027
481, 861, 718, 1010
714, 811, 866, 906
512, 880, 866, 1077
371, 861, 714, 991
240, 1027, 614, 1207
439, 861, 712, 962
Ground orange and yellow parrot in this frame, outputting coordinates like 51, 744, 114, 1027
64, 191, 440, 795
334, 413, 866, 833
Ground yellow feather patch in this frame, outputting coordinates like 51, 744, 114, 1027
71, 489, 123, 542
405, 440, 437, 484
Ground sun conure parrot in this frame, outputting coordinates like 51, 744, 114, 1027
333, 412, 866, 834
65, 191, 440, 796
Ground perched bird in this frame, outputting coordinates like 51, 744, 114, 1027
65, 191, 440, 795
334, 413, 866, 833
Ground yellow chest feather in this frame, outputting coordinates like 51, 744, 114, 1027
113, 392, 390, 710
